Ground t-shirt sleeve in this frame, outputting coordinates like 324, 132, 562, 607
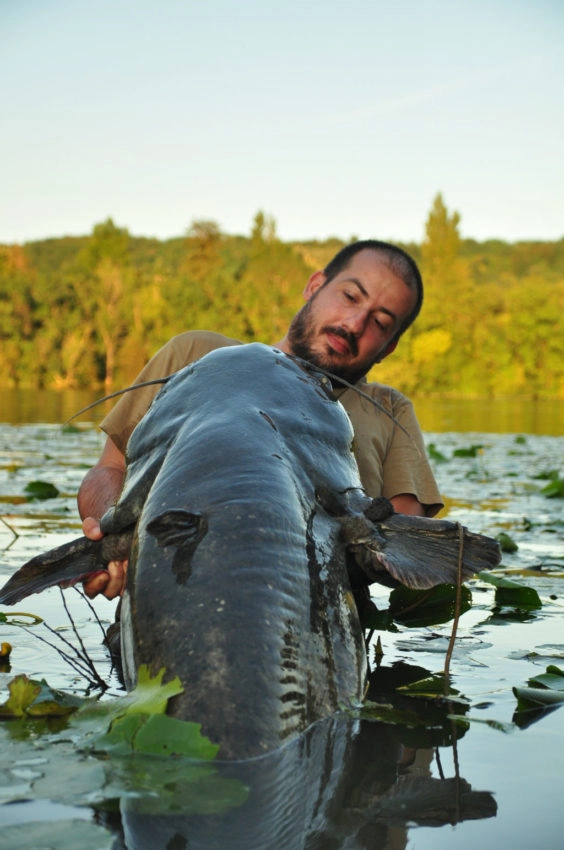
342, 385, 443, 517
380, 393, 443, 516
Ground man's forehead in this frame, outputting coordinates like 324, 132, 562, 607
343, 248, 402, 277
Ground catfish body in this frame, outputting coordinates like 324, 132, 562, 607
0, 344, 500, 758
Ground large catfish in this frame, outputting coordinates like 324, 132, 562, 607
0, 344, 500, 758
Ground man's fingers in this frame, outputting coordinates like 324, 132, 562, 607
83, 571, 110, 599
82, 516, 103, 540
83, 560, 128, 600
105, 560, 128, 599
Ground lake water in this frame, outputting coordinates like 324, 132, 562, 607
0, 395, 563, 848
2, 388, 564, 436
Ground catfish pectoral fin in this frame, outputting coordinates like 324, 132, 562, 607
343, 513, 501, 591
0, 536, 103, 605
0, 529, 134, 606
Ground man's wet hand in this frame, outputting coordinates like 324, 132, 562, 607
82, 516, 104, 541
83, 559, 128, 599
81, 516, 128, 599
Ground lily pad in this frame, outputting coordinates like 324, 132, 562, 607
477, 571, 542, 609
512, 665, 564, 728
23, 480, 60, 500
389, 583, 472, 627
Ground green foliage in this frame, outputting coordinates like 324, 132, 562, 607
0, 665, 220, 760
0, 667, 248, 819
538, 471, 564, 498
477, 570, 542, 609
23, 480, 60, 500
453, 444, 484, 458
0, 674, 82, 718
427, 442, 448, 462
513, 665, 564, 728
1, 203, 563, 397
388, 583, 473, 627
496, 532, 519, 553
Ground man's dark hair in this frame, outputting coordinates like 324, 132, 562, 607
323, 239, 423, 339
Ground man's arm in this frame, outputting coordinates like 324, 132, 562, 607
389, 493, 426, 516
78, 437, 127, 599
78, 436, 125, 521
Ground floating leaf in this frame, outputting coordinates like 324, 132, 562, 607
527, 665, 564, 691
116, 664, 184, 717
102, 712, 220, 759
512, 665, 564, 728
477, 570, 542, 609
24, 480, 60, 500
513, 686, 564, 708
427, 442, 448, 462
396, 672, 461, 700
389, 583, 472, 627
26, 700, 78, 718
453, 444, 483, 458
78, 664, 184, 728
540, 477, 564, 499
0, 675, 41, 718
496, 532, 518, 553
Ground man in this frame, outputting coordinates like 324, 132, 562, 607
78, 239, 443, 599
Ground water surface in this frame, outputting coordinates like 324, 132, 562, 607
0, 421, 563, 848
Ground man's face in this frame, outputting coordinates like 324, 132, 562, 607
286, 249, 417, 384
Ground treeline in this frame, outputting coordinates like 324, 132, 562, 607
1, 196, 563, 398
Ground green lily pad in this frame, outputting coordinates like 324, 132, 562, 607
24, 480, 60, 500
477, 570, 542, 609
96, 712, 220, 759
389, 583, 472, 627
512, 665, 564, 728
0, 675, 41, 717
453, 444, 483, 458
540, 477, 564, 498
496, 532, 518, 553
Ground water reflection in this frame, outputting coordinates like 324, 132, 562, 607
95, 663, 496, 850
3, 389, 564, 436
414, 396, 564, 436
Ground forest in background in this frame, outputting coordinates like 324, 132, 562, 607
1, 194, 563, 398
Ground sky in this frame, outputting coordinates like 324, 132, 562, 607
1, 0, 563, 245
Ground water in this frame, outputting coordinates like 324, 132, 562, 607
3, 389, 564, 436
0, 404, 563, 848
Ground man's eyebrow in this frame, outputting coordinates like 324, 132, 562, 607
344, 277, 399, 322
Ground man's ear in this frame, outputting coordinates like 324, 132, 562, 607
303, 270, 326, 301
376, 339, 398, 362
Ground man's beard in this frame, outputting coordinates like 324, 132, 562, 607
286, 300, 371, 386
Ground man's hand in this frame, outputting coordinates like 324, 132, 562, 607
82, 516, 128, 599
78, 437, 128, 600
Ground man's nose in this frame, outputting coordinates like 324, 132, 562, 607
343, 309, 368, 336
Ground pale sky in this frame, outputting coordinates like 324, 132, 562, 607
1, 0, 562, 244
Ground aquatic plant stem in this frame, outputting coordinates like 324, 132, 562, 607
58, 589, 108, 689
443, 523, 464, 689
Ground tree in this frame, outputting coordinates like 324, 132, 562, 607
421, 192, 461, 279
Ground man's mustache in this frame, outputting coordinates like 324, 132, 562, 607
322, 326, 358, 357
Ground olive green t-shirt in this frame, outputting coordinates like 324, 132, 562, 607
101, 330, 443, 516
